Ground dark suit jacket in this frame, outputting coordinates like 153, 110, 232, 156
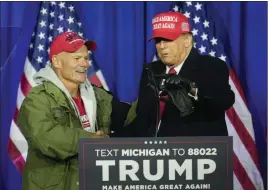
112, 47, 235, 137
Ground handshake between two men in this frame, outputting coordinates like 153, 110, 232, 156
91, 130, 110, 138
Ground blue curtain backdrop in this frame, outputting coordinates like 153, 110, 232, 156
0, 2, 267, 190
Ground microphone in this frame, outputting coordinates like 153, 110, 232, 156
144, 66, 161, 138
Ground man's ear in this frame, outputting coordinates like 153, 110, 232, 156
51, 55, 61, 69
184, 34, 192, 48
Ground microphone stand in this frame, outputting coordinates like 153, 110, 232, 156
145, 67, 160, 138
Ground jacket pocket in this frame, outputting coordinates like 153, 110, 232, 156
29, 166, 64, 189
51, 106, 70, 126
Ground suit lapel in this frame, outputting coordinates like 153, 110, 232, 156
179, 48, 199, 80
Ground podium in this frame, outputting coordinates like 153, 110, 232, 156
78, 136, 233, 190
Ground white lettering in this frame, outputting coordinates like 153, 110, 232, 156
119, 160, 139, 181
96, 160, 115, 181
95, 149, 119, 157
143, 160, 164, 181
121, 149, 169, 156
153, 23, 175, 30
96, 159, 216, 182
169, 159, 193, 180
198, 159, 216, 180
152, 16, 178, 24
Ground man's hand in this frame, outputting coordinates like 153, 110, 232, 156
164, 75, 196, 93
90, 130, 109, 138
165, 89, 195, 117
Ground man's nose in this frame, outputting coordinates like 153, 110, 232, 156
81, 59, 90, 67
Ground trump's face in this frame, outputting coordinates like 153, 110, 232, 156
155, 34, 192, 66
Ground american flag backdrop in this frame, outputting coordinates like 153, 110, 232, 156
169, 2, 263, 189
7, 1, 108, 174
6, 1, 265, 190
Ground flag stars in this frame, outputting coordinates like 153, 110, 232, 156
49, 23, 54, 30
29, 43, 33, 49
40, 7, 47, 15
50, 1, 56, 6
78, 22, 82, 27
58, 14, 64, 21
48, 36, 53, 42
173, 5, 179, 12
37, 44, 44, 52
39, 20, 46, 28
36, 56, 43, 64
50, 11, 55, 18
68, 5, 75, 12
193, 16, 200, 24
195, 2, 202, 11
210, 37, 218, 45
194, 42, 197, 48
67, 16, 74, 24
209, 50, 216, 57
198, 45, 206, 54
184, 11, 191, 18
191, 28, 198, 36
186, 1, 192, 6
219, 54, 227, 62
201, 33, 208, 41
78, 32, 83, 37
144, 141, 167, 144
47, 48, 50, 53
38, 32, 45, 40
203, 20, 209, 28
59, 2, 65, 9
67, 28, 72, 32
57, 26, 64, 33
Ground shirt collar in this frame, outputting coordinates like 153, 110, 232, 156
165, 51, 190, 74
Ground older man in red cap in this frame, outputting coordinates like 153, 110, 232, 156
113, 11, 235, 138
17, 31, 133, 190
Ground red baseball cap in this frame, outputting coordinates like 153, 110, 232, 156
49, 31, 97, 60
149, 11, 191, 41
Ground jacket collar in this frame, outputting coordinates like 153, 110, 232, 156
43, 81, 73, 111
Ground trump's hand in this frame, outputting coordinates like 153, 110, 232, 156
156, 74, 196, 94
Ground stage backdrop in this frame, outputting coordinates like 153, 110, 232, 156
0, 1, 267, 190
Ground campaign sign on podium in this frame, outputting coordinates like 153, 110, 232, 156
78, 136, 233, 190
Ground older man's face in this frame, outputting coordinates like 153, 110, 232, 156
53, 45, 90, 85
155, 34, 191, 66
